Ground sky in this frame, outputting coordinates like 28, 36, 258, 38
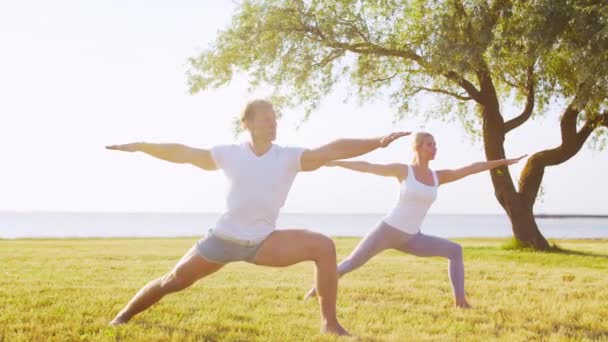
0, 1, 606, 215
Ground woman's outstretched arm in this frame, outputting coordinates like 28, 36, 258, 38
437, 155, 527, 185
326, 160, 407, 182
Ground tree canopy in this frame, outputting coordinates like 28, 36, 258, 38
188, 0, 608, 249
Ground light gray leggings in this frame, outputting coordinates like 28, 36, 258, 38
339, 221, 465, 299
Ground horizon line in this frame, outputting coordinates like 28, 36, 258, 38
0, 210, 606, 218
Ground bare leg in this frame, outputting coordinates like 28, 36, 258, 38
304, 222, 411, 300
109, 245, 224, 326
252, 229, 349, 336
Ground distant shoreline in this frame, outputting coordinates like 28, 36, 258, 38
0, 211, 606, 218
535, 214, 608, 219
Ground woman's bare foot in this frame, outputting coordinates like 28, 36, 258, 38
455, 297, 471, 308
322, 321, 350, 336
303, 287, 317, 301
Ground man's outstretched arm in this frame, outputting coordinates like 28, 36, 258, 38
300, 132, 410, 171
105, 143, 218, 170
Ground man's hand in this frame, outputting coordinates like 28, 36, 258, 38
105, 143, 141, 152
378, 132, 411, 148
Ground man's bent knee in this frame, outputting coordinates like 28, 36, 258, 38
312, 235, 336, 262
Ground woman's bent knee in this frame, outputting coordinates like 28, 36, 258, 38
337, 258, 355, 275
451, 243, 463, 261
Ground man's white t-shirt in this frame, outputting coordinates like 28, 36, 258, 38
210, 142, 307, 241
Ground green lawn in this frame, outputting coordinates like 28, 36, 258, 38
1, 238, 607, 341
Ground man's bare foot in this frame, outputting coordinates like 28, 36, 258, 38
108, 312, 130, 327
455, 298, 471, 308
303, 287, 317, 301
322, 321, 350, 336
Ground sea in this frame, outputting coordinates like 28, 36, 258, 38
1, 212, 606, 239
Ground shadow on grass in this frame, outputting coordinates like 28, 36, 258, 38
128, 319, 384, 341
534, 323, 608, 341
550, 247, 608, 259
501, 238, 608, 259
585, 331, 608, 341
130, 320, 238, 341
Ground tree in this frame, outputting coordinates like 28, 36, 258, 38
188, 0, 608, 250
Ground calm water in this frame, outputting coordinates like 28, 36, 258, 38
0, 212, 607, 239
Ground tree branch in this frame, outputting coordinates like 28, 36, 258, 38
499, 73, 519, 88
578, 110, 608, 137
325, 3, 371, 43
361, 72, 400, 86
601, 112, 608, 128
595, 111, 608, 128
312, 49, 346, 68
412, 86, 472, 101
443, 71, 484, 103
445, 0, 510, 106
518, 99, 600, 207
505, 65, 535, 133
298, 19, 485, 103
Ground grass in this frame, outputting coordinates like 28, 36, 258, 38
1, 237, 607, 341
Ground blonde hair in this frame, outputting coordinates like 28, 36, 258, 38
240, 99, 273, 124
412, 131, 434, 163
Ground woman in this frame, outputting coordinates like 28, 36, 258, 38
305, 132, 525, 308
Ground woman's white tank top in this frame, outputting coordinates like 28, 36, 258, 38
383, 165, 438, 234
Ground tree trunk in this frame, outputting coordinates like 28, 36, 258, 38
476, 74, 551, 250
502, 193, 551, 250
485, 139, 551, 250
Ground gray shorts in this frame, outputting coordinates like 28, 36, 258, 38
195, 231, 266, 264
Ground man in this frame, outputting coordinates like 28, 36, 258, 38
106, 99, 408, 335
